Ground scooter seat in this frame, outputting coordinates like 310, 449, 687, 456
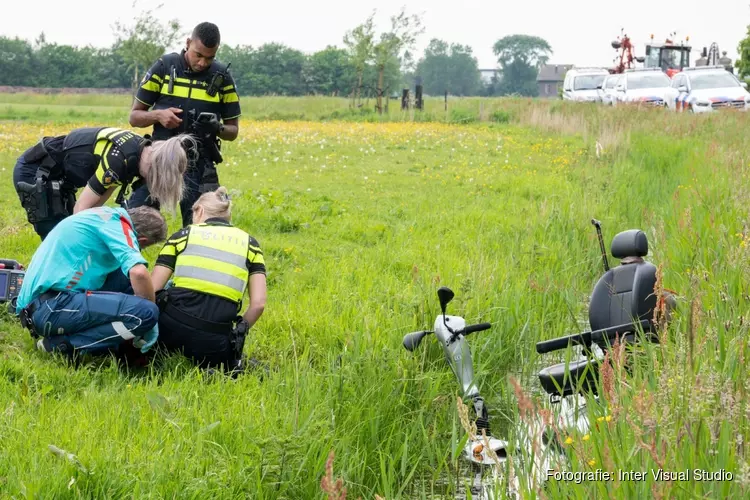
538, 358, 599, 397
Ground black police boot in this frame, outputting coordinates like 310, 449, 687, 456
228, 356, 270, 380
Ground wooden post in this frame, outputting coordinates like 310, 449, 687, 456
401, 89, 409, 110
415, 76, 424, 111
444, 90, 448, 111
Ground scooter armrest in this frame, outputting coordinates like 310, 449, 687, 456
535, 319, 651, 354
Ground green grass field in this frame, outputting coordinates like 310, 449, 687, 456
1, 93, 749, 498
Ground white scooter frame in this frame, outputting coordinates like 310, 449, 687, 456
402, 286, 516, 497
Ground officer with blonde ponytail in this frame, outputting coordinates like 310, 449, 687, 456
13, 126, 194, 240
151, 186, 267, 373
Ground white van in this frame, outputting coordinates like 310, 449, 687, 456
562, 67, 610, 102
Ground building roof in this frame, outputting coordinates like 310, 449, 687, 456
537, 64, 574, 82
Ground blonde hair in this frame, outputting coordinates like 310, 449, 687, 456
145, 134, 196, 213
193, 186, 231, 220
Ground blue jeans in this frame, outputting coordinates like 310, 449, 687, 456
29, 287, 159, 356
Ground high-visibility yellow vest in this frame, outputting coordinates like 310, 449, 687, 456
172, 223, 250, 303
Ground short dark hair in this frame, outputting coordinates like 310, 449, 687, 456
192, 22, 221, 48
127, 206, 167, 247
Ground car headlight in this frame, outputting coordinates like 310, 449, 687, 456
696, 100, 710, 106
745, 96, 750, 104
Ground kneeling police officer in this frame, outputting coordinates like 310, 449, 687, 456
150, 187, 266, 374
12, 126, 195, 240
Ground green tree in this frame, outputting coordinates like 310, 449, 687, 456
343, 11, 376, 106
415, 39, 482, 96
371, 8, 424, 113
304, 46, 356, 96
246, 43, 307, 96
492, 34, 552, 96
737, 24, 750, 79
0, 36, 38, 86
0, 35, 130, 88
111, 2, 184, 89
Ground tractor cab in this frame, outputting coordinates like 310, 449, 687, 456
644, 36, 691, 77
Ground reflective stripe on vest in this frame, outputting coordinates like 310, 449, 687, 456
172, 224, 250, 302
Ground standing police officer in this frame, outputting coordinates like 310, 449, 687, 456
127, 21, 241, 227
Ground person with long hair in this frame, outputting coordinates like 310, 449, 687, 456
13, 126, 195, 240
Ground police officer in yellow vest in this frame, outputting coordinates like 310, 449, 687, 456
151, 187, 266, 373
128, 21, 241, 228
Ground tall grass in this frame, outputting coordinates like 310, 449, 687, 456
0, 96, 749, 497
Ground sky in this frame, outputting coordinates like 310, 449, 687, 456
3, 0, 749, 71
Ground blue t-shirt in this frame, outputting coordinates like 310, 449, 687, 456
16, 207, 147, 312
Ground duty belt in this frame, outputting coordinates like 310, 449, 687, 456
161, 300, 235, 335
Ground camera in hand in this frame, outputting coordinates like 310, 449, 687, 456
187, 110, 224, 164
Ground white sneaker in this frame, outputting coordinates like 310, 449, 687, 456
36, 338, 51, 352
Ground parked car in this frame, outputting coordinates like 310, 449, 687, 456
597, 74, 622, 106
664, 66, 750, 113
562, 67, 609, 102
612, 68, 671, 107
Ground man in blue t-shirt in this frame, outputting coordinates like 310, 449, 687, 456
16, 206, 168, 358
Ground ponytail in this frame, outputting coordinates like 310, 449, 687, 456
144, 134, 196, 213
193, 186, 232, 220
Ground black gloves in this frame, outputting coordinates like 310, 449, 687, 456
195, 112, 224, 136
233, 319, 250, 336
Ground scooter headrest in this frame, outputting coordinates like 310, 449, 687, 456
611, 229, 648, 259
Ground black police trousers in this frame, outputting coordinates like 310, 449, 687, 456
157, 305, 235, 370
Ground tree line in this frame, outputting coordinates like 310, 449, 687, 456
0, 5, 565, 101
3, 6, 750, 100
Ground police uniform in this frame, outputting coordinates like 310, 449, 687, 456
13, 127, 148, 240
129, 50, 241, 227
154, 218, 264, 368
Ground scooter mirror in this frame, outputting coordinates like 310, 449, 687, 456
403, 330, 432, 351
437, 287, 454, 315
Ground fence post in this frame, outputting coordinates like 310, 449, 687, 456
401, 89, 409, 110
444, 90, 448, 112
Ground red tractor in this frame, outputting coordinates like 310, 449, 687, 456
643, 33, 692, 77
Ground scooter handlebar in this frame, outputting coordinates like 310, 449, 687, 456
459, 322, 492, 335
402, 330, 433, 351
